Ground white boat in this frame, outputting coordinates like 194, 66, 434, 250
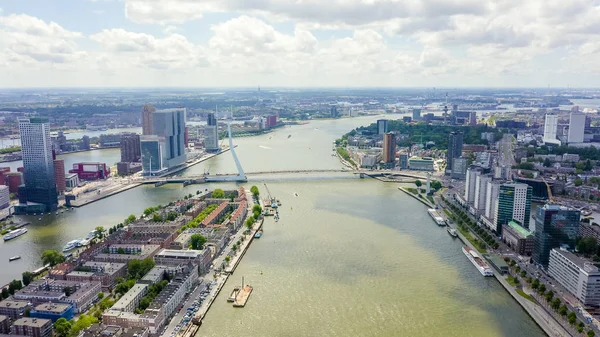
3, 228, 28, 241
427, 209, 446, 226
9, 255, 21, 262
78, 238, 91, 247
62, 240, 81, 252
462, 246, 494, 277
85, 230, 96, 240
447, 227, 458, 237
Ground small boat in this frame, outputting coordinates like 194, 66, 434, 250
38, 218, 42, 221
294, 192, 298, 197
55, 212, 59, 215
254, 231, 263, 239
447, 227, 458, 238
287, 135, 291, 139
9, 256, 20, 262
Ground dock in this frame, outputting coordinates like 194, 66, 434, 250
227, 286, 240, 302
233, 285, 253, 308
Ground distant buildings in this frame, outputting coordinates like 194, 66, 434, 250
18, 118, 58, 213
446, 131, 463, 174
412, 108, 421, 121
330, 106, 338, 118
495, 183, 532, 232
377, 119, 388, 135
547, 248, 600, 306
152, 108, 187, 168
567, 112, 585, 144
54, 159, 66, 195
121, 133, 141, 163
142, 104, 155, 136
204, 112, 219, 152
382, 132, 396, 163
408, 157, 434, 171
543, 114, 561, 145
532, 204, 580, 268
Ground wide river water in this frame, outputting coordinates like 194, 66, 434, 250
0, 114, 545, 336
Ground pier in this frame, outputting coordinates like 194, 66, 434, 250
233, 284, 253, 308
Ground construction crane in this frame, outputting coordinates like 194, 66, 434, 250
263, 183, 277, 208
541, 176, 554, 203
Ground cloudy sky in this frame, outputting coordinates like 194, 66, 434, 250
1, 0, 599, 88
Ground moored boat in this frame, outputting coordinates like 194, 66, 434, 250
447, 227, 458, 238
427, 209, 446, 226
462, 246, 493, 276
3, 228, 28, 241
62, 240, 81, 252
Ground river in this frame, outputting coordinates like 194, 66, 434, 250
0, 114, 544, 336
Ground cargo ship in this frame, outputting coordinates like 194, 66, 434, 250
462, 246, 493, 276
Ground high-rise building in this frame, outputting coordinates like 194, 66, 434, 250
412, 109, 421, 121
377, 120, 388, 135
451, 157, 468, 180
141, 104, 156, 136
204, 112, 219, 152
18, 118, 58, 212
53, 159, 66, 194
120, 133, 141, 162
152, 108, 187, 168
533, 205, 581, 268
330, 106, 338, 118
80, 135, 90, 151
494, 183, 532, 233
485, 180, 502, 221
140, 136, 166, 176
547, 248, 600, 306
446, 131, 463, 173
474, 175, 491, 212
464, 167, 480, 204
568, 112, 585, 144
382, 132, 396, 163
543, 114, 560, 145
399, 153, 409, 169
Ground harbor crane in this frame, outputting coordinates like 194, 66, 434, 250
263, 183, 278, 208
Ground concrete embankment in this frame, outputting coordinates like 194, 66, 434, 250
398, 187, 434, 208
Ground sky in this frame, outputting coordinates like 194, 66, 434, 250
0, 0, 600, 88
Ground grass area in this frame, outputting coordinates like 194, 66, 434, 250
443, 209, 453, 217
426, 195, 434, 204
506, 276, 519, 287
516, 289, 536, 303
457, 226, 488, 254
336, 147, 356, 167
405, 187, 418, 195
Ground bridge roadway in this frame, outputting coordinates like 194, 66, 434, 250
141, 169, 428, 184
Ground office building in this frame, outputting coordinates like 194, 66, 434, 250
0, 186, 9, 209
153, 108, 187, 168
18, 118, 58, 212
140, 136, 166, 176
29, 303, 74, 322
204, 112, 219, 152
382, 132, 396, 163
446, 131, 463, 173
451, 157, 468, 180
11, 318, 53, 337
377, 119, 388, 135
99, 134, 121, 148
543, 114, 560, 145
399, 153, 409, 169
533, 204, 581, 268
141, 104, 155, 136
408, 157, 434, 171
568, 112, 585, 144
53, 159, 66, 194
474, 175, 491, 212
502, 220, 534, 256
330, 106, 338, 118
120, 133, 141, 163
412, 108, 421, 121
464, 167, 480, 204
494, 183, 532, 233
547, 248, 600, 306
0, 300, 30, 319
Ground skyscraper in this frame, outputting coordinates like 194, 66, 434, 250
140, 136, 166, 176
568, 112, 585, 144
412, 108, 421, 121
382, 132, 396, 163
543, 114, 559, 144
204, 112, 219, 152
377, 119, 388, 135
152, 108, 187, 168
447, 131, 463, 173
494, 183, 532, 233
474, 174, 491, 212
18, 118, 58, 212
120, 133, 141, 162
533, 204, 581, 268
54, 159, 66, 195
142, 104, 156, 136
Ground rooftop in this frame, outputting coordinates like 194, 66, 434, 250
156, 249, 202, 258
33, 303, 72, 314
507, 220, 532, 238
0, 300, 29, 309
551, 248, 599, 273
12, 317, 51, 328
112, 284, 148, 312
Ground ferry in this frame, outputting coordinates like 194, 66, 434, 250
3, 228, 28, 241
9, 256, 21, 262
462, 246, 494, 277
62, 240, 81, 252
427, 209, 446, 226
447, 227, 458, 238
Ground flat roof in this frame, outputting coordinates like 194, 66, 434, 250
507, 220, 532, 238
156, 249, 201, 258
551, 248, 597, 272
112, 284, 148, 312
33, 303, 72, 314
12, 318, 51, 327
0, 300, 29, 309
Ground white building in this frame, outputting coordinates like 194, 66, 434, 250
474, 175, 491, 212
548, 249, 600, 306
204, 113, 219, 152
543, 114, 561, 145
568, 112, 586, 144
464, 168, 480, 204
485, 181, 501, 221
0, 185, 9, 209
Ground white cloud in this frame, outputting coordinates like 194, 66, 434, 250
0, 14, 81, 38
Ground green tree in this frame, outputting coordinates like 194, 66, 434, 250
190, 234, 207, 250
212, 189, 225, 198
531, 279, 539, 290
124, 214, 136, 225
117, 248, 125, 254
415, 180, 422, 188
8, 280, 22, 294
127, 258, 155, 280
578, 322, 585, 333
559, 304, 568, 316
22, 272, 34, 286
152, 213, 163, 222
41, 250, 66, 266
588, 330, 596, 337
538, 283, 546, 294
545, 290, 554, 302
543, 158, 552, 167
252, 204, 262, 213
95, 226, 104, 239
53, 318, 72, 337
70, 315, 98, 337
166, 212, 178, 221
1, 288, 8, 299
551, 298, 561, 310
250, 186, 259, 198
577, 237, 598, 256
568, 312, 577, 325
139, 297, 151, 310
574, 178, 584, 186
97, 292, 104, 299
520, 270, 527, 278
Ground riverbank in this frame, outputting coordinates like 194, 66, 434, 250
398, 186, 434, 208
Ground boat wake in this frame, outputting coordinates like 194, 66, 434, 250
259, 145, 272, 150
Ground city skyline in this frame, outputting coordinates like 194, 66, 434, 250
1, 1, 600, 88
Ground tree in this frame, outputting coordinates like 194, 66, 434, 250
64, 287, 72, 297
545, 290, 554, 302
95, 226, 104, 239
577, 237, 598, 256
117, 248, 125, 254
22, 272, 34, 286
568, 312, 577, 325
8, 280, 22, 294
520, 270, 527, 278
97, 292, 104, 299
559, 304, 568, 316
531, 279, 539, 290
415, 180, 422, 188
54, 318, 72, 337
574, 178, 584, 186
1, 288, 9, 299
41, 250, 66, 266
212, 189, 225, 198
551, 298, 561, 310
543, 158, 552, 167
166, 212, 178, 221
190, 234, 207, 250
152, 213, 163, 222
250, 186, 259, 198
588, 330, 596, 337
538, 283, 546, 294
124, 214, 136, 225
139, 297, 151, 310
252, 204, 262, 214
578, 322, 585, 333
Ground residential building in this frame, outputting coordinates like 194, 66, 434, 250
446, 131, 463, 173
382, 132, 396, 163
141, 104, 155, 136
533, 204, 581, 268
377, 119, 388, 135
201, 201, 229, 227
66, 261, 127, 290
464, 167, 480, 205
502, 220, 534, 256
152, 108, 187, 168
481, 132, 495, 144
111, 284, 148, 313
154, 249, 212, 272
547, 248, 600, 306
53, 160, 66, 194
579, 223, 600, 243
451, 157, 468, 180
13, 279, 101, 313
18, 118, 58, 212
484, 180, 502, 222
0, 315, 9, 334
399, 153, 409, 169
408, 157, 434, 171
494, 183, 532, 233
474, 174, 491, 212
204, 113, 219, 152
11, 318, 52, 337
544, 114, 560, 145
140, 136, 167, 176
29, 303, 74, 322
0, 300, 30, 319
69, 163, 109, 181
568, 112, 585, 144
120, 133, 141, 163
